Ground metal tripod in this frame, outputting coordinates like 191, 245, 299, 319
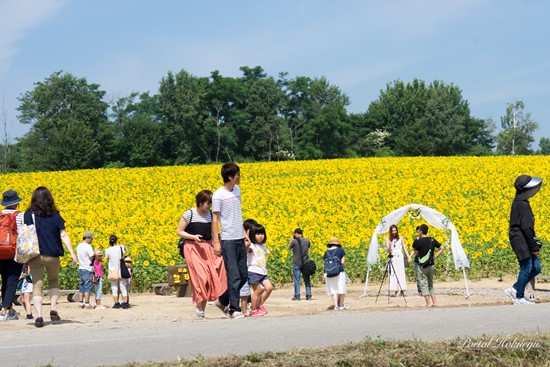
375, 255, 407, 304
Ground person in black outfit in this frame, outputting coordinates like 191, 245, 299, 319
412, 224, 445, 307
504, 175, 543, 305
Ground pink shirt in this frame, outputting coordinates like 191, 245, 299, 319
93, 260, 104, 276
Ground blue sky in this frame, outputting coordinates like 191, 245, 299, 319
1, 0, 549, 147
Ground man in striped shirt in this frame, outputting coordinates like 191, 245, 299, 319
212, 163, 248, 318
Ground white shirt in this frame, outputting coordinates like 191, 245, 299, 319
247, 243, 269, 275
105, 245, 126, 271
212, 185, 243, 240
76, 241, 95, 271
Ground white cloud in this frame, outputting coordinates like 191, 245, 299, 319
0, 0, 64, 76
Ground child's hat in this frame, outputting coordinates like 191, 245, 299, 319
124, 257, 132, 263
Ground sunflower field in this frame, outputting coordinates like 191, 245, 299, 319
2, 156, 548, 291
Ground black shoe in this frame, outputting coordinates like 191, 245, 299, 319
121, 303, 129, 309
50, 310, 61, 321
306, 295, 312, 300
35, 317, 44, 328
291, 297, 301, 301
26, 314, 34, 320
113, 302, 121, 309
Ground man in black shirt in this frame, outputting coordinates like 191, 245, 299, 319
412, 224, 445, 307
505, 175, 543, 305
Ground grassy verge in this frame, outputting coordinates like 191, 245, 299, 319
115, 332, 549, 367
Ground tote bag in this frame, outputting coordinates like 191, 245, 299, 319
15, 211, 40, 264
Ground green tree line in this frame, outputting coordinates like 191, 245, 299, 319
3, 68, 548, 172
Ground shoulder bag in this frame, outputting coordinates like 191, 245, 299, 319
15, 211, 40, 264
296, 238, 316, 277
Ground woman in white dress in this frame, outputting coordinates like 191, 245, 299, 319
386, 225, 412, 296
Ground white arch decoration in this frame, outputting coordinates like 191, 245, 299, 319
363, 203, 471, 298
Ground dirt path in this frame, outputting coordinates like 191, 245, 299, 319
1, 275, 548, 332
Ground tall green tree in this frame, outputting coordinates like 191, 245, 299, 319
365, 79, 494, 156
107, 92, 163, 167
245, 77, 285, 161
496, 100, 538, 155
158, 70, 209, 164
204, 70, 248, 163
281, 75, 350, 159
17, 71, 108, 171
538, 137, 550, 155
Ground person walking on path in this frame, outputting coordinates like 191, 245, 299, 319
0, 190, 24, 322
412, 224, 445, 307
212, 163, 248, 318
505, 175, 543, 305
18, 263, 34, 319
76, 231, 96, 309
177, 189, 227, 318
288, 228, 312, 301
26, 186, 77, 327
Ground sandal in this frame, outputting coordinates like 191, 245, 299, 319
195, 310, 205, 318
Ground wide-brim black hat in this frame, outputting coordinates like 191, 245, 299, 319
514, 175, 542, 201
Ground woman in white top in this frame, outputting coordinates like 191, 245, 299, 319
385, 224, 412, 297
105, 234, 129, 309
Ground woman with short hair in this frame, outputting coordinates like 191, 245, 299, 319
177, 190, 227, 318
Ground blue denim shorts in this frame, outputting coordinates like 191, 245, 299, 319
248, 272, 268, 285
78, 269, 94, 293
239, 281, 251, 297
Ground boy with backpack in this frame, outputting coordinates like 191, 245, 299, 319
0, 190, 24, 321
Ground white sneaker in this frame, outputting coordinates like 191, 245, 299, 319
94, 305, 106, 310
504, 287, 517, 301
0, 312, 8, 322
230, 311, 245, 319
515, 298, 535, 305
7, 311, 19, 320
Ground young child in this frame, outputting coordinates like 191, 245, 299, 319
19, 263, 34, 319
123, 257, 133, 306
239, 219, 257, 316
93, 250, 106, 309
247, 223, 273, 317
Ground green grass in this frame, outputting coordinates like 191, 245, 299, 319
115, 332, 550, 367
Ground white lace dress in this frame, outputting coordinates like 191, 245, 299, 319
388, 237, 407, 291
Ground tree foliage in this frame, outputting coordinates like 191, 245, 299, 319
539, 137, 550, 155
496, 100, 538, 155
9, 69, 537, 172
364, 79, 495, 156
17, 71, 108, 171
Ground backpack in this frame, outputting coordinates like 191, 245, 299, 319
0, 211, 19, 260
324, 251, 341, 277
